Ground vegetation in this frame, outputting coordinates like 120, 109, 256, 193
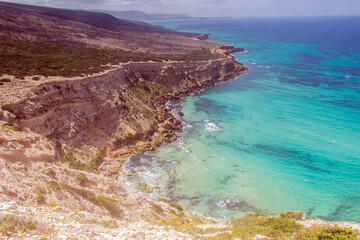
158, 198, 183, 211
98, 219, 119, 229
2, 122, 24, 131
74, 172, 89, 187
82, 218, 119, 229
200, 212, 359, 240
231, 213, 303, 239
47, 181, 61, 191
0, 38, 224, 78
43, 167, 56, 178
59, 147, 102, 172
143, 203, 216, 236
203, 232, 232, 240
295, 226, 359, 239
0, 214, 37, 236
59, 150, 86, 170
59, 183, 123, 218
87, 152, 102, 172
35, 191, 45, 205
0, 78, 11, 85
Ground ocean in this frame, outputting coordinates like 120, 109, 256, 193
124, 16, 360, 222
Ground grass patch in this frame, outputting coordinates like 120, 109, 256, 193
0, 214, 37, 236
74, 172, 89, 187
47, 181, 60, 191
60, 183, 122, 218
141, 108, 152, 118
143, 209, 214, 236
231, 213, 303, 239
99, 219, 119, 229
83, 218, 119, 229
149, 201, 164, 215
158, 198, 183, 211
2, 122, 24, 131
295, 226, 359, 239
279, 211, 304, 220
59, 149, 86, 170
34, 191, 45, 205
0, 38, 224, 78
87, 152, 102, 172
202, 232, 232, 240
43, 167, 56, 178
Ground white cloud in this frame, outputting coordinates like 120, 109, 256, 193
7, 0, 360, 17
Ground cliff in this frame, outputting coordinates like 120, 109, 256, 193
0, 53, 250, 240
0, 56, 246, 175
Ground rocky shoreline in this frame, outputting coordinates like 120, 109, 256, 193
118, 53, 247, 155
0, 47, 247, 177
1, 47, 360, 239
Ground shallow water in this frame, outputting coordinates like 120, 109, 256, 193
125, 16, 360, 222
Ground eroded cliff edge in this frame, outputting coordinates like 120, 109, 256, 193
0, 55, 246, 174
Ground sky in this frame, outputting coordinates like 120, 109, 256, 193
7, 0, 360, 17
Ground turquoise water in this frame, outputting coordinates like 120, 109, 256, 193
125, 17, 360, 222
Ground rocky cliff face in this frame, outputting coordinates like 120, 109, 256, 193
1, 57, 246, 163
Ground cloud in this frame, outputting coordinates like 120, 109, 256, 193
7, 0, 360, 17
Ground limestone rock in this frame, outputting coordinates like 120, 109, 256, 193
162, 120, 173, 130
106, 162, 120, 174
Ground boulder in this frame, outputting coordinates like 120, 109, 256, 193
158, 127, 167, 133
172, 89, 179, 97
106, 162, 120, 174
162, 120, 173, 130
2, 110, 16, 122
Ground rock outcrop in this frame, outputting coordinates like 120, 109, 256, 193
1, 56, 246, 157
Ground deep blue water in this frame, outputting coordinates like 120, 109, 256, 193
125, 16, 360, 222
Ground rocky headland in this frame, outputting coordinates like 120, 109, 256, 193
0, 53, 246, 175
0, 2, 359, 239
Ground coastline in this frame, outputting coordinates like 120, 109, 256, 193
1, 47, 360, 239
0, 47, 247, 167
1, 3, 359, 237
1, 45, 359, 239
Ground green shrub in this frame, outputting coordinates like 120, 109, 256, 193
2, 122, 24, 131
279, 211, 304, 220
231, 213, 303, 239
99, 219, 119, 229
141, 108, 152, 117
87, 152, 102, 172
295, 226, 359, 240
59, 150, 86, 170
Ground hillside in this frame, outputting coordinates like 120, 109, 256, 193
0, 2, 196, 38
0, 2, 223, 78
0, 2, 358, 240
92, 9, 192, 21
0, 2, 215, 54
